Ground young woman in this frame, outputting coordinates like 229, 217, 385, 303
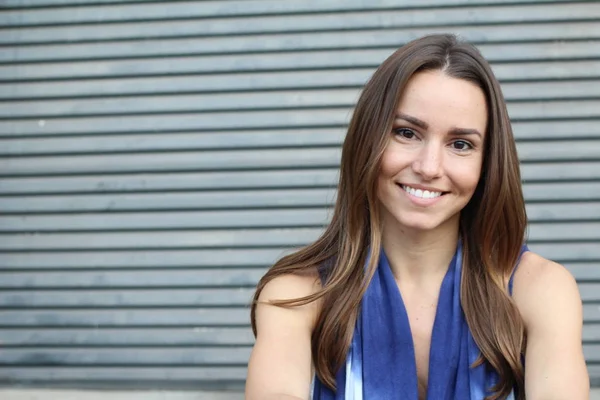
245, 34, 589, 400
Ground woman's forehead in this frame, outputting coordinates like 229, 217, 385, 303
395, 70, 488, 134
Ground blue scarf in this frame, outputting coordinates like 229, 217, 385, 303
312, 242, 526, 399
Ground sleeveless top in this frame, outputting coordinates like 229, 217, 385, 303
311, 242, 529, 400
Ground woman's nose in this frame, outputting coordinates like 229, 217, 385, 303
412, 142, 443, 180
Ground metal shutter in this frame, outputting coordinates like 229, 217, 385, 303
0, 0, 599, 390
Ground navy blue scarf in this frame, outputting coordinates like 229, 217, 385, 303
313, 242, 526, 399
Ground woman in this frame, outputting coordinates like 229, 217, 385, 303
245, 34, 589, 400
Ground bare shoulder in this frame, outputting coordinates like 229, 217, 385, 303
246, 268, 323, 400
258, 268, 323, 303
511, 250, 581, 328
512, 250, 577, 293
256, 268, 323, 332
511, 252, 589, 397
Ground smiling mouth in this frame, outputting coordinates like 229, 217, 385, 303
399, 184, 447, 199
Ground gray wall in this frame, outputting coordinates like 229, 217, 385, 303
0, 0, 599, 391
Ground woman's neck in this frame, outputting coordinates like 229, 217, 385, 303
381, 218, 460, 284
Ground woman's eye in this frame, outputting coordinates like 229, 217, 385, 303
452, 140, 473, 150
394, 128, 416, 139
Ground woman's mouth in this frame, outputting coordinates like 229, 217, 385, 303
400, 184, 445, 199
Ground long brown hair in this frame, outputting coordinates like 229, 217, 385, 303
250, 34, 527, 400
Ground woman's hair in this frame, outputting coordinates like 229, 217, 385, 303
250, 34, 527, 400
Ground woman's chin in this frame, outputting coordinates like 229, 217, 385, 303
389, 213, 460, 234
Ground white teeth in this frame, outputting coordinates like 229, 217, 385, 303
401, 185, 442, 199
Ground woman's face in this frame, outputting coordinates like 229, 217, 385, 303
376, 69, 488, 233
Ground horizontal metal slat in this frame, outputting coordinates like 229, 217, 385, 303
0, 222, 598, 250
513, 118, 600, 140
0, 249, 579, 272
0, 288, 256, 307
524, 182, 600, 201
4, 81, 600, 117
1, 324, 599, 347
563, 263, 600, 280
0, 327, 254, 346
3, 141, 600, 176
3, 42, 600, 81
526, 203, 600, 222
0, 347, 252, 365
0, 183, 599, 213
0, 261, 592, 280
1, 304, 594, 328
0, 271, 597, 300
0, 304, 596, 327
0, 129, 347, 154
1, 162, 599, 195
522, 162, 600, 181
517, 140, 600, 162
0, 365, 247, 383
3, 69, 381, 98
1, 0, 156, 8
584, 344, 600, 362
0, 250, 597, 273
2, 121, 600, 156
3, 22, 599, 63
2, 344, 591, 365
0, 188, 337, 212
0, 248, 290, 269
0, 168, 310, 194
3, 4, 599, 45
0, 109, 351, 136
584, 324, 600, 341
0, 229, 324, 250
2, 102, 600, 136
0, 0, 574, 27
0, 147, 343, 175
0, 202, 598, 232
0, 366, 594, 387
0, 308, 250, 326
4, 73, 600, 101
0, 269, 266, 288
0, 89, 363, 118
580, 284, 600, 302
0, 209, 332, 231
528, 222, 600, 241
532, 240, 600, 261
0, 284, 589, 308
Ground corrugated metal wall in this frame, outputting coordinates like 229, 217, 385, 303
0, 0, 599, 391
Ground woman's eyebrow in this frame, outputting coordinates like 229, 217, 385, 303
395, 113, 428, 129
448, 127, 483, 139
396, 112, 483, 139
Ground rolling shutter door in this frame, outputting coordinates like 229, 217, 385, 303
0, 0, 599, 389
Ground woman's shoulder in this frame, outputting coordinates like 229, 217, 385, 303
512, 250, 577, 296
259, 268, 323, 302
509, 252, 589, 396
256, 267, 323, 331
248, 268, 324, 397
511, 250, 582, 331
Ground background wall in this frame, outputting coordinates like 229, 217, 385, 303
0, 0, 599, 391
